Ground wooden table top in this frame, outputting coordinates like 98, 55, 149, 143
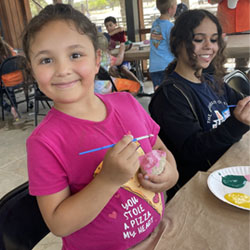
133, 131, 250, 250
225, 33, 250, 59
111, 33, 250, 61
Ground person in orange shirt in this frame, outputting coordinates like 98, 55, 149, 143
0, 37, 23, 120
209, 0, 250, 74
209, 0, 250, 34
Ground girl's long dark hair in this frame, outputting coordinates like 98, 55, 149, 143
166, 9, 226, 91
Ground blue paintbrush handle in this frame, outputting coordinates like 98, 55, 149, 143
79, 143, 116, 155
79, 134, 153, 155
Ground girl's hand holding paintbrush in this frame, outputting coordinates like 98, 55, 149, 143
98, 135, 140, 186
233, 96, 250, 126
86, 133, 178, 192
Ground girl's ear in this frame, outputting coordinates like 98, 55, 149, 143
95, 49, 101, 73
27, 62, 34, 77
23, 61, 36, 85
26, 61, 37, 83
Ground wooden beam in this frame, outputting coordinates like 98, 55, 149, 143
23, 0, 32, 22
138, 0, 145, 41
0, 0, 32, 49
125, 0, 140, 42
137, 0, 148, 76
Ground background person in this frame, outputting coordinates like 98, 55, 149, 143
104, 16, 126, 46
149, 9, 250, 199
104, 16, 141, 85
209, 0, 250, 75
174, 2, 188, 20
149, 0, 177, 90
95, 32, 141, 96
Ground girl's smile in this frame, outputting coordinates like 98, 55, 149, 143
51, 79, 80, 89
196, 53, 215, 63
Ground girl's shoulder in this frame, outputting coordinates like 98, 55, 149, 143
98, 91, 136, 104
161, 73, 187, 88
28, 107, 84, 140
99, 92, 144, 113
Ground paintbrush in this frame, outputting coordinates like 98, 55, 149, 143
79, 134, 154, 155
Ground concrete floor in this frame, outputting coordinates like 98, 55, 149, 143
0, 81, 154, 249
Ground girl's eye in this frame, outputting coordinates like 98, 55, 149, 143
71, 53, 81, 59
193, 39, 203, 43
40, 58, 52, 64
210, 39, 218, 43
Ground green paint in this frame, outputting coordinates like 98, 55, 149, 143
222, 175, 247, 188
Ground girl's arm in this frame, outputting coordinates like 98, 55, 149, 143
137, 136, 179, 193
110, 43, 125, 66
109, 26, 124, 36
37, 135, 140, 237
149, 83, 249, 171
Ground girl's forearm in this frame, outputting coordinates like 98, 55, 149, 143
115, 43, 125, 65
38, 175, 120, 237
109, 26, 123, 36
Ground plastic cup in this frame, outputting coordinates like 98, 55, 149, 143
227, 0, 238, 9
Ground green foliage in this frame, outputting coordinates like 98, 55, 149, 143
87, 0, 120, 10
29, 0, 122, 16
107, 0, 120, 8
88, 0, 107, 10
29, 0, 51, 17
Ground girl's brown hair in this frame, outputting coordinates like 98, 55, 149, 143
22, 3, 98, 62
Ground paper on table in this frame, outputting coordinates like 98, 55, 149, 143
132, 172, 249, 250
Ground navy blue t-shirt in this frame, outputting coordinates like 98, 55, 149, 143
171, 72, 231, 131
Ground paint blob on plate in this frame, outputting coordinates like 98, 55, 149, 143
221, 175, 247, 188
224, 193, 250, 209
208, 166, 250, 211
244, 174, 250, 181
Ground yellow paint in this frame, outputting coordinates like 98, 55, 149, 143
224, 193, 250, 209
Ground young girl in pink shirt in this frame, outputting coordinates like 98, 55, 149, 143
23, 3, 178, 250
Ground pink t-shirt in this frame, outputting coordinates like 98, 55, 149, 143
27, 92, 163, 250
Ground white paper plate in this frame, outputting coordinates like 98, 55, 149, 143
207, 166, 250, 211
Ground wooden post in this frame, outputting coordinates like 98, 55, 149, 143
137, 0, 148, 78
0, 0, 32, 49
125, 0, 140, 42
138, 0, 145, 42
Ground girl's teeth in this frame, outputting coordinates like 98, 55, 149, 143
200, 55, 210, 58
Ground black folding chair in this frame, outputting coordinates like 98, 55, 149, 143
34, 83, 52, 126
0, 182, 50, 250
224, 70, 250, 96
0, 56, 34, 121
96, 66, 117, 92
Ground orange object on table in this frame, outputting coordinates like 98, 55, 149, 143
114, 78, 140, 94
